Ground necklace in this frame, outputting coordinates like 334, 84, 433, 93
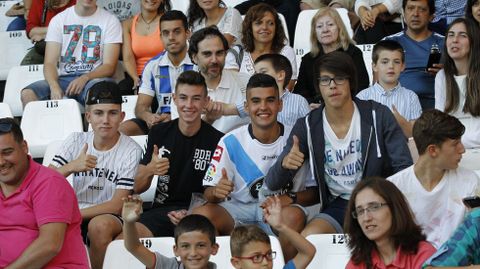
140, 13, 158, 30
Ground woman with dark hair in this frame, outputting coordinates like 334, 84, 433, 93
225, 3, 297, 88
294, 7, 369, 104
120, 0, 170, 94
465, 0, 480, 25
344, 177, 436, 269
435, 18, 480, 148
188, 0, 242, 47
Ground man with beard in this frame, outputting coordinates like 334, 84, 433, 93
184, 26, 250, 133
120, 10, 194, 136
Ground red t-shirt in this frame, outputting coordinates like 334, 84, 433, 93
0, 157, 88, 268
346, 241, 436, 269
26, 0, 76, 35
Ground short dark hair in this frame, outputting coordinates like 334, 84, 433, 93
175, 70, 208, 96
188, 26, 229, 63
85, 81, 122, 106
402, 0, 435, 15
372, 40, 405, 64
174, 214, 216, 245
160, 10, 188, 30
254, 54, 293, 89
0, 117, 23, 144
246, 73, 279, 97
344, 177, 426, 268
314, 51, 357, 101
413, 109, 465, 155
230, 225, 270, 257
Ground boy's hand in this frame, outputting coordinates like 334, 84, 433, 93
148, 145, 170, 176
71, 143, 97, 172
262, 196, 283, 231
282, 135, 304, 170
167, 209, 187, 225
214, 168, 234, 200
122, 195, 143, 223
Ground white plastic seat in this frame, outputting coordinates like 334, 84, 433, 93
306, 234, 350, 269
0, 103, 13, 118
130, 135, 157, 203
224, 0, 248, 7
42, 139, 74, 185
0, 1, 18, 31
121, 95, 138, 122
460, 148, 480, 177
3, 64, 44, 117
171, 0, 189, 14
294, 9, 353, 73
0, 31, 33, 80
21, 99, 84, 158
355, 44, 374, 85
103, 237, 176, 269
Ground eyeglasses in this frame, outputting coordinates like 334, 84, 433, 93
318, 76, 349, 86
352, 202, 388, 219
235, 251, 276, 263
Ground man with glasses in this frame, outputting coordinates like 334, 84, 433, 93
389, 109, 480, 249
0, 118, 89, 268
184, 26, 250, 133
266, 51, 412, 238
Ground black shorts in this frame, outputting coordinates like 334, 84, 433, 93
139, 205, 187, 237
81, 213, 123, 245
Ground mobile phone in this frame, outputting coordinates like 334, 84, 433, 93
462, 196, 480, 208
426, 51, 441, 70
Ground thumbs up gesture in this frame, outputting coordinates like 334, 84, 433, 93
282, 135, 304, 170
213, 168, 234, 200
71, 143, 97, 172
148, 144, 170, 176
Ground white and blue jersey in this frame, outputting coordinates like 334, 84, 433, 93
139, 51, 195, 114
203, 124, 316, 203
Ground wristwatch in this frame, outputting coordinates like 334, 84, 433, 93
287, 192, 297, 204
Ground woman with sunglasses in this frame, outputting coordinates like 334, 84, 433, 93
344, 177, 436, 269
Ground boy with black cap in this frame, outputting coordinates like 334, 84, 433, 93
49, 81, 143, 269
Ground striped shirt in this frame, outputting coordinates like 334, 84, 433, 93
51, 132, 142, 209
278, 90, 310, 127
357, 83, 422, 121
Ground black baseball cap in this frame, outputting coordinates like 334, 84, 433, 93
85, 81, 122, 105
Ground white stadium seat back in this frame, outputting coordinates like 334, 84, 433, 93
294, 9, 354, 73
121, 95, 138, 121
171, 0, 189, 14
21, 99, 83, 158
0, 1, 18, 31
356, 44, 374, 85
4, 64, 44, 117
42, 139, 74, 185
306, 234, 350, 269
103, 238, 175, 269
130, 135, 157, 203
0, 31, 33, 80
278, 13, 290, 44
224, 0, 248, 7
0, 103, 13, 118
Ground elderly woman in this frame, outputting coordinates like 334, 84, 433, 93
294, 7, 369, 103
344, 177, 436, 269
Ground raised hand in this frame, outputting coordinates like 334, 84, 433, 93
148, 144, 170, 176
262, 196, 283, 230
282, 135, 304, 170
122, 195, 143, 223
214, 168, 234, 200
71, 143, 97, 172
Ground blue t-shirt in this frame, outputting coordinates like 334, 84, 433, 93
284, 260, 296, 269
384, 31, 444, 101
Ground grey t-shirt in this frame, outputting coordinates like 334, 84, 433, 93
97, 0, 141, 21
154, 252, 217, 269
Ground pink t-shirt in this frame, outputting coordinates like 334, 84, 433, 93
346, 241, 436, 269
0, 158, 89, 268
